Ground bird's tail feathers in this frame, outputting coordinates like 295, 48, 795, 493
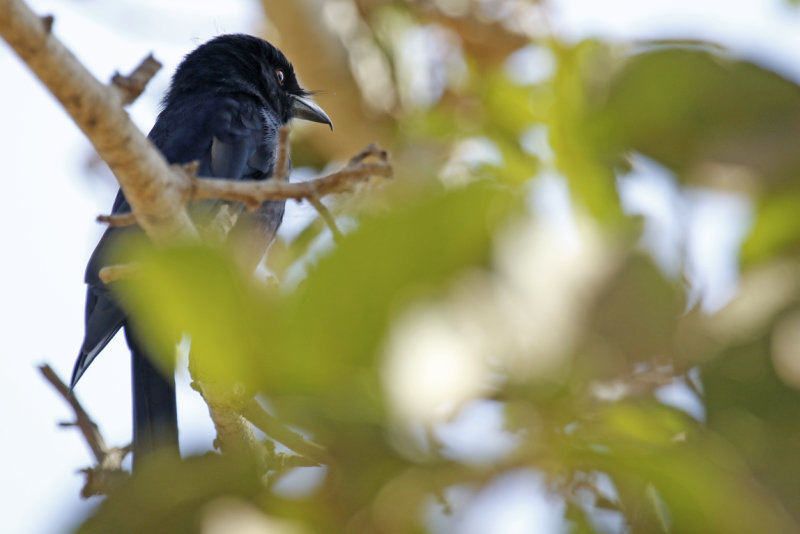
70, 322, 124, 391
127, 327, 179, 470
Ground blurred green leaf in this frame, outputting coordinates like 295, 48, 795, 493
588, 254, 685, 369
741, 190, 800, 267
549, 40, 624, 221
483, 134, 540, 185
119, 182, 520, 403
266, 217, 328, 279
591, 46, 800, 188
576, 402, 800, 534
76, 453, 262, 534
565, 502, 601, 534
263, 182, 521, 397
116, 243, 268, 390
482, 68, 548, 135
703, 332, 800, 526
58, 3, 800, 533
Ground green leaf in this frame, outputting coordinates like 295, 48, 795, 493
590, 45, 800, 188
116, 243, 269, 390
482, 68, 548, 135
266, 217, 328, 279
117, 182, 520, 404
262, 182, 521, 398
741, 189, 800, 267
576, 402, 800, 534
76, 453, 263, 534
703, 332, 800, 527
587, 254, 685, 368
549, 40, 624, 221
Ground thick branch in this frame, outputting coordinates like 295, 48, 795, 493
0, 0, 196, 244
189, 380, 265, 461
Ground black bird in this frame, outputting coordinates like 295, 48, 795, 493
70, 34, 332, 468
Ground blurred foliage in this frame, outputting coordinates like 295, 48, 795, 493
73, 1, 800, 533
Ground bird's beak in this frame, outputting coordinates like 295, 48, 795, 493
291, 95, 333, 130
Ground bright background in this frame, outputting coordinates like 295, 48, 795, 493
2, 0, 800, 532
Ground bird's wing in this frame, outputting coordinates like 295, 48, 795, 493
71, 96, 283, 388
209, 97, 264, 179
70, 191, 137, 388
205, 97, 287, 271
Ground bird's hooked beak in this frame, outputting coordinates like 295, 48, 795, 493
291, 95, 333, 130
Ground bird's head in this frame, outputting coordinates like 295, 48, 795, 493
165, 34, 332, 129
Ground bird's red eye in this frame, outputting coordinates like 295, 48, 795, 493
275, 69, 285, 85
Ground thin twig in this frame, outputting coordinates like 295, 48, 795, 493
192, 158, 392, 208
347, 143, 388, 167
242, 399, 328, 465
98, 139, 391, 237
97, 212, 136, 227
272, 453, 321, 469
39, 364, 107, 462
39, 364, 131, 497
111, 54, 162, 106
98, 263, 140, 283
40, 14, 53, 33
308, 195, 343, 242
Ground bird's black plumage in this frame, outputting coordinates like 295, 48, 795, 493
70, 34, 331, 468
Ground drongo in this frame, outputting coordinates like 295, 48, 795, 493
70, 34, 331, 468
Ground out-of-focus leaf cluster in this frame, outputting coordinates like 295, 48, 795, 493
76, 1, 800, 533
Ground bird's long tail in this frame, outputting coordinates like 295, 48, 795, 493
126, 326, 179, 470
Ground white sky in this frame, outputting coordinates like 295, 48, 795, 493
2, 1, 800, 533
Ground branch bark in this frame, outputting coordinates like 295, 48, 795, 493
111, 54, 162, 106
0, 0, 197, 245
192, 143, 392, 209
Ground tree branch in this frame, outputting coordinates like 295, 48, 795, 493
97, 138, 392, 229
98, 263, 140, 284
110, 53, 161, 106
38, 364, 130, 497
189, 380, 266, 468
307, 195, 343, 242
97, 212, 137, 227
191, 144, 392, 210
0, 0, 197, 244
242, 399, 328, 465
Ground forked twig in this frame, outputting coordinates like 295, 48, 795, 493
39, 364, 130, 497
